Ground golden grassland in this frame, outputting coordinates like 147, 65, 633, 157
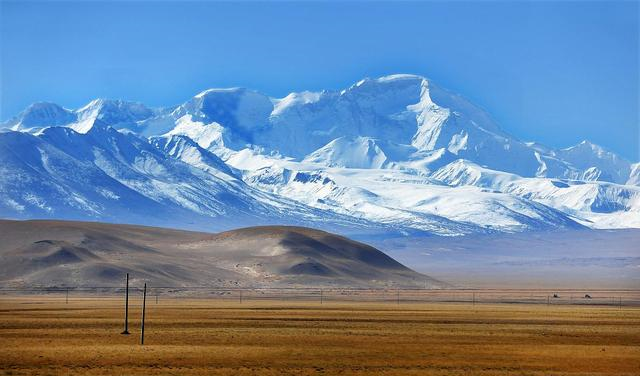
1, 296, 639, 375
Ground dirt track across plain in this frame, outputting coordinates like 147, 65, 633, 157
1, 296, 639, 375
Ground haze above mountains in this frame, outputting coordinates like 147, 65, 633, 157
1, 74, 638, 237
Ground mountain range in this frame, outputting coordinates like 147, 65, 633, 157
2, 74, 638, 237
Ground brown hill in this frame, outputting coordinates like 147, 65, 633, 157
0, 220, 444, 288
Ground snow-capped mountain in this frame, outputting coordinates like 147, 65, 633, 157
303, 137, 397, 169
71, 99, 156, 134
6, 99, 157, 135
0, 125, 386, 234
1, 74, 638, 236
4, 102, 76, 130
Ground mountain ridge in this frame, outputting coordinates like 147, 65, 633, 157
1, 74, 638, 236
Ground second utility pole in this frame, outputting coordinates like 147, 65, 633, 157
141, 283, 147, 345
121, 273, 130, 335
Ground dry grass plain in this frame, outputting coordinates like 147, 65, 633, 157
1, 296, 639, 376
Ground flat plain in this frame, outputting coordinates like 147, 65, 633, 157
1, 296, 639, 376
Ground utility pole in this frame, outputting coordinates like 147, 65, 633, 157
320, 289, 323, 304
65, 288, 69, 304
141, 283, 147, 345
239, 290, 242, 304
472, 292, 475, 306
121, 273, 130, 335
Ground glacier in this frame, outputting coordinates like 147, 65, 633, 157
1, 74, 638, 236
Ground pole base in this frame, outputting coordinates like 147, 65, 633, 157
121, 330, 130, 335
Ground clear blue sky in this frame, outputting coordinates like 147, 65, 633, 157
1, 1, 638, 160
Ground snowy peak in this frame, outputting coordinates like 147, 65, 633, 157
2, 98, 155, 135
76, 98, 153, 121
431, 159, 520, 189
72, 98, 155, 134
303, 136, 420, 169
555, 140, 631, 184
566, 140, 606, 152
4, 102, 76, 131
345, 74, 425, 98
304, 137, 389, 169
175, 88, 273, 134
559, 140, 620, 161
162, 115, 226, 150
259, 74, 438, 158
151, 134, 237, 179
272, 91, 324, 116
